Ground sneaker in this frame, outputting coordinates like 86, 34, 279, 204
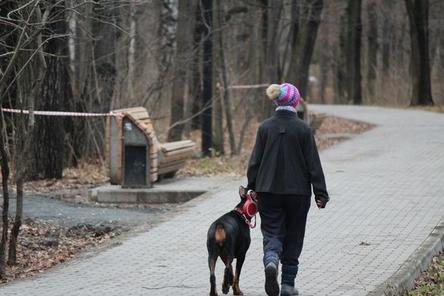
265, 262, 279, 296
280, 284, 299, 296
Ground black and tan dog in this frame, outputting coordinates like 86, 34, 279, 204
207, 186, 256, 296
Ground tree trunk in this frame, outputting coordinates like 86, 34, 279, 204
289, 0, 324, 99
265, 0, 281, 84
404, 0, 434, 106
259, 0, 282, 119
317, 1, 335, 104
381, 0, 393, 75
0, 0, 15, 276
254, 0, 270, 120
189, 1, 203, 132
346, 0, 362, 105
301, 0, 324, 99
127, 0, 137, 104
319, 18, 329, 104
335, 13, 348, 104
8, 66, 26, 267
68, 2, 117, 164
168, 0, 195, 141
213, 88, 224, 154
8, 178, 22, 266
8, 111, 28, 266
8, 52, 41, 266
440, 28, 444, 73
217, 1, 236, 155
68, 0, 77, 98
366, 0, 377, 100
0, 117, 10, 279
201, 0, 213, 156
213, 5, 224, 155
29, 2, 72, 179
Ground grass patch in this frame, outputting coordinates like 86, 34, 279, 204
407, 252, 444, 296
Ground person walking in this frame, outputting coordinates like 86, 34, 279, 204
247, 83, 329, 296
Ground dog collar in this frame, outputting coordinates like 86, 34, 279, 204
234, 208, 256, 229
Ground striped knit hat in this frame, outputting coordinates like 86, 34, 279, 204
266, 83, 300, 107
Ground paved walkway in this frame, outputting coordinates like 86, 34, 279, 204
7, 194, 169, 227
1, 105, 443, 296
6, 176, 235, 227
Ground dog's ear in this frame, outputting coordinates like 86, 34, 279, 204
239, 186, 247, 199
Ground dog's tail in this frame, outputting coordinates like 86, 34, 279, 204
215, 224, 226, 243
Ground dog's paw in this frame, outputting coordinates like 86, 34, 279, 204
209, 292, 218, 296
233, 284, 243, 295
222, 283, 230, 294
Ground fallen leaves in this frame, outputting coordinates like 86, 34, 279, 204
23, 161, 109, 194
317, 116, 373, 135
178, 114, 373, 177
0, 218, 122, 284
408, 252, 444, 295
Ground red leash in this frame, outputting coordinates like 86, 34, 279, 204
235, 190, 258, 229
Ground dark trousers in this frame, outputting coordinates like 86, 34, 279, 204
258, 193, 310, 286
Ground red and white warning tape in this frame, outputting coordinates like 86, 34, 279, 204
1, 108, 123, 117
227, 83, 270, 90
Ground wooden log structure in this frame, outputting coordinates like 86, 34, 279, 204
107, 107, 195, 184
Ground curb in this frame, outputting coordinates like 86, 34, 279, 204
367, 218, 444, 296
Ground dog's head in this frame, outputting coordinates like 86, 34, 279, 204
235, 185, 248, 209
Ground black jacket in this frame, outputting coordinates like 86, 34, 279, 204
247, 110, 329, 199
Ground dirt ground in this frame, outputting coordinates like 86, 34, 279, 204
178, 114, 373, 177
1, 218, 121, 283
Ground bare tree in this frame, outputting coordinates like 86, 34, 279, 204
366, 0, 378, 99
217, 2, 236, 156
346, 0, 362, 104
288, 0, 324, 99
260, 0, 282, 119
29, 1, 72, 179
0, 114, 10, 279
127, 0, 137, 103
213, 87, 224, 155
168, 0, 197, 141
404, 0, 434, 105
335, 6, 348, 104
188, 1, 203, 132
318, 1, 332, 104
381, 0, 393, 76
201, 0, 213, 156
8, 44, 44, 266
0, 0, 26, 277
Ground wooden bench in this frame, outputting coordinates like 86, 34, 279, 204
158, 140, 195, 178
107, 107, 195, 184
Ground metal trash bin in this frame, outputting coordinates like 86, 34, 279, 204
122, 118, 150, 187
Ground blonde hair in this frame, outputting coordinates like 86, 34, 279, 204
266, 84, 281, 100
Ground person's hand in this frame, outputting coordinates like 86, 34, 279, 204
315, 196, 328, 209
